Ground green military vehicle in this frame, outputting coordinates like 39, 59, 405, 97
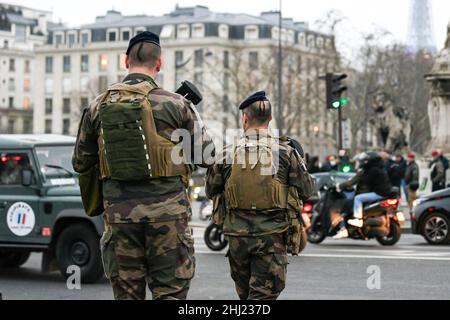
0, 135, 104, 283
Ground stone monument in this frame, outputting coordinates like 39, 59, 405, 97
426, 22, 450, 153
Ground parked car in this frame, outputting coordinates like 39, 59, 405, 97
0, 135, 104, 283
411, 188, 450, 245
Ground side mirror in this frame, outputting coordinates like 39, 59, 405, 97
21, 170, 33, 187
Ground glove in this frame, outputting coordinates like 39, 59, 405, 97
335, 184, 342, 193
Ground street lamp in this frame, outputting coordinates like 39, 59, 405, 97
278, 0, 283, 134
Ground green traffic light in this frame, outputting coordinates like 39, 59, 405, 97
340, 98, 350, 105
332, 101, 341, 109
342, 165, 351, 173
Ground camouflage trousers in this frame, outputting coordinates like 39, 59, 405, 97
100, 218, 195, 300
226, 233, 289, 300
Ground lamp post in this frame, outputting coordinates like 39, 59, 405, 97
278, 0, 283, 135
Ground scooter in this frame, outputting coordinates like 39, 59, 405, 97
308, 185, 405, 246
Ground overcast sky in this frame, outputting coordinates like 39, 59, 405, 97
6, 0, 450, 51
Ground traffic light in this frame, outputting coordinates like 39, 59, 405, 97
320, 73, 348, 109
341, 164, 352, 173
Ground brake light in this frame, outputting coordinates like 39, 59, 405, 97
303, 203, 313, 213
382, 199, 399, 208
41, 227, 52, 237
1, 156, 22, 162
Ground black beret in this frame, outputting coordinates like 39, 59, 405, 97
126, 31, 160, 55
239, 91, 269, 110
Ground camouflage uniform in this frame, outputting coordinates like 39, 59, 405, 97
73, 73, 215, 300
206, 130, 314, 300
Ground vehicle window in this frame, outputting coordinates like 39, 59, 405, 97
35, 146, 76, 185
0, 153, 33, 186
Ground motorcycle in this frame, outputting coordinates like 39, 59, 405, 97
308, 184, 405, 246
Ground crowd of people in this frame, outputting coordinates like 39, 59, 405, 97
305, 150, 353, 174
306, 148, 449, 211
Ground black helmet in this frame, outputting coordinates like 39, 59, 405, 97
354, 152, 381, 166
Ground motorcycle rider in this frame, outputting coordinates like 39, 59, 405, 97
334, 152, 393, 239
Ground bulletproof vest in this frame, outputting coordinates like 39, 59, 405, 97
224, 136, 289, 211
97, 81, 189, 182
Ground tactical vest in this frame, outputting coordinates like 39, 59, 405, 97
224, 136, 289, 211
97, 81, 189, 183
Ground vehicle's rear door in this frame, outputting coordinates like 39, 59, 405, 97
0, 150, 42, 246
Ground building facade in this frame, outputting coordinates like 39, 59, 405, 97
33, 5, 339, 159
0, 3, 52, 133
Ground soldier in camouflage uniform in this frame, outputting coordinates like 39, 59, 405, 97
206, 91, 314, 300
73, 32, 215, 300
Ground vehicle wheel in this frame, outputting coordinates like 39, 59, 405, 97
204, 224, 228, 251
56, 223, 103, 284
377, 220, 401, 246
421, 212, 450, 245
307, 228, 327, 244
0, 250, 30, 268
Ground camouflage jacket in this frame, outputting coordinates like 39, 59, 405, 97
206, 130, 315, 237
73, 73, 215, 224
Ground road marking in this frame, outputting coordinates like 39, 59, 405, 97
194, 250, 450, 261
297, 253, 450, 261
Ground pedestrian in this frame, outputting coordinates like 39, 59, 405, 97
206, 91, 315, 300
395, 153, 409, 201
308, 156, 321, 174
381, 151, 402, 189
405, 153, 420, 211
430, 149, 446, 192
73, 31, 215, 300
322, 155, 338, 172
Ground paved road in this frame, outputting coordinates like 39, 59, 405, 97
1, 224, 449, 300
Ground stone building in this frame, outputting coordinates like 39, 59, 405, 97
427, 22, 450, 153
32, 5, 340, 160
0, 3, 52, 133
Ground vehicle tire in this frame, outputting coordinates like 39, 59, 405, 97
0, 250, 30, 268
307, 228, 327, 244
56, 223, 103, 284
376, 220, 401, 246
204, 224, 228, 251
421, 212, 450, 245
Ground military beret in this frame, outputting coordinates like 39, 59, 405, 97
126, 31, 160, 55
239, 91, 269, 110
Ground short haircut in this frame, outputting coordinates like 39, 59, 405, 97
243, 100, 272, 126
127, 42, 161, 69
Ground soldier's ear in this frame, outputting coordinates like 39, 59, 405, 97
242, 112, 248, 123
125, 55, 130, 69
156, 56, 163, 72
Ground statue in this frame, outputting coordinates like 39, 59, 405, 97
370, 92, 410, 153
445, 21, 450, 49
426, 21, 450, 153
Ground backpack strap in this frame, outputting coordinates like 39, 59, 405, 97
105, 81, 158, 104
